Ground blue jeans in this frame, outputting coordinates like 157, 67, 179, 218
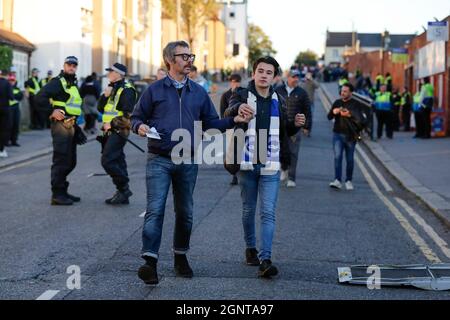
240, 165, 281, 262
333, 133, 356, 182
142, 154, 199, 259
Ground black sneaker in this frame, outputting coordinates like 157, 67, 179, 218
258, 260, 279, 278
51, 195, 74, 206
174, 254, 194, 278
245, 248, 260, 266
105, 190, 132, 205
65, 192, 81, 202
138, 257, 159, 285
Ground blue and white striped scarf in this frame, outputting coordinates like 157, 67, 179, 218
241, 91, 281, 175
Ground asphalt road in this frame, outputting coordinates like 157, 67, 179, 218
1, 89, 450, 300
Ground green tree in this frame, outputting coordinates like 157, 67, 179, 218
0, 45, 13, 72
294, 50, 318, 67
162, 0, 221, 50
248, 23, 277, 69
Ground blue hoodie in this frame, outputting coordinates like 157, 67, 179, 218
131, 76, 235, 156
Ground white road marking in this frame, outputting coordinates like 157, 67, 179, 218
36, 290, 60, 300
356, 145, 393, 192
0, 155, 51, 174
140, 211, 146, 218
355, 155, 441, 263
395, 197, 450, 260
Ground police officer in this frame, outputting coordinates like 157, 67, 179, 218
40, 70, 53, 87
420, 77, 434, 139
8, 74, 24, 147
400, 87, 412, 132
97, 63, 137, 205
374, 84, 394, 139
392, 88, 401, 131
25, 68, 42, 129
36, 56, 86, 206
413, 88, 423, 138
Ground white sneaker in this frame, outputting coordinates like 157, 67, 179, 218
287, 180, 297, 188
0, 150, 8, 158
345, 181, 354, 191
280, 170, 288, 182
329, 180, 342, 190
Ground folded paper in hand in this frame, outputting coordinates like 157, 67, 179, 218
146, 127, 162, 140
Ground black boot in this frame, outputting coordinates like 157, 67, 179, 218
105, 188, 133, 205
65, 191, 81, 202
258, 260, 279, 278
138, 257, 159, 285
51, 194, 74, 206
245, 248, 260, 266
174, 254, 194, 278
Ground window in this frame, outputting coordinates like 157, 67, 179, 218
333, 49, 339, 58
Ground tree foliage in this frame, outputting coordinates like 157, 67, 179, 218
248, 23, 277, 68
162, 0, 221, 50
294, 50, 318, 67
0, 45, 13, 72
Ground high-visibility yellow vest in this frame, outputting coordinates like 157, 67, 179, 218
400, 92, 410, 106
27, 77, 41, 95
9, 88, 21, 107
423, 83, 434, 98
52, 77, 82, 116
413, 92, 422, 112
376, 75, 384, 84
375, 92, 393, 111
102, 82, 136, 123
41, 77, 52, 87
338, 78, 349, 87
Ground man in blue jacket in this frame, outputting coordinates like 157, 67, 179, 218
132, 41, 249, 285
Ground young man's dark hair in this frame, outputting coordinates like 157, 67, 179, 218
253, 56, 280, 77
229, 74, 242, 83
342, 83, 354, 92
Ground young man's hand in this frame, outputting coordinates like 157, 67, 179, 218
138, 124, 150, 137
295, 114, 306, 127
234, 114, 251, 124
333, 107, 341, 115
50, 109, 65, 121
340, 109, 351, 118
238, 104, 255, 119
103, 122, 112, 132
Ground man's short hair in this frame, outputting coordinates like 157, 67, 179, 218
163, 41, 190, 70
253, 56, 280, 77
229, 74, 242, 83
342, 83, 354, 92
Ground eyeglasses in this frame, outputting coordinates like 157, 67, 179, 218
174, 54, 196, 62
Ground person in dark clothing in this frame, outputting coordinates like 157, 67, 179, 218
400, 87, 412, 132
328, 83, 366, 191
0, 71, 14, 158
25, 68, 45, 130
220, 73, 243, 185
392, 89, 402, 132
225, 57, 306, 279
80, 75, 100, 133
35, 56, 85, 206
97, 63, 137, 205
132, 41, 249, 285
275, 69, 311, 188
8, 75, 24, 147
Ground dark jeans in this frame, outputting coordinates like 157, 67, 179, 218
84, 114, 97, 131
402, 107, 411, 131
0, 108, 10, 151
51, 121, 77, 196
101, 132, 129, 191
376, 110, 394, 139
333, 133, 356, 182
9, 106, 21, 144
287, 132, 302, 182
142, 154, 199, 259
29, 96, 45, 129
422, 107, 432, 138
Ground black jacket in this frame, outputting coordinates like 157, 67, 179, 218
224, 80, 300, 168
275, 82, 312, 130
35, 72, 79, 114
97, 79, 136, 117
0, 78, 14, 109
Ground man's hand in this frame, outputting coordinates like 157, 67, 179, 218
333, 108, 341, 115
138, 124, 150, 137
238, 104, 255, 119
234, 114, 251, 124
50, 109, 65, 121
340, 108, 352, 118
103, 122, 112, 132
295, 114, 306, 127
104, 86, 113, 98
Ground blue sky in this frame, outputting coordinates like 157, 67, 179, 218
247, 0, 450, 68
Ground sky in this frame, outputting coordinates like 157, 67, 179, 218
247, 0, 450, 69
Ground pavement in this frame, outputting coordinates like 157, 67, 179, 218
1, 83, 450, 300
320, 82, 450, 228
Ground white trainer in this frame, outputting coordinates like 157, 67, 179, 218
0, 150, 8, 158
287, 180, 297, 188
345, 181, 354, 191
329, 180, 342, 190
